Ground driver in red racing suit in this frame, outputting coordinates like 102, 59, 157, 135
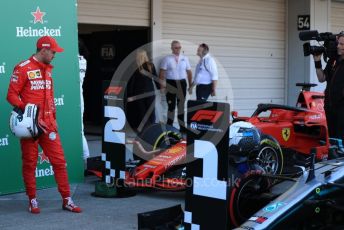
6, 36, 81, 214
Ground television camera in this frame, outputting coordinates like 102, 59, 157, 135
299, 30, 338, 62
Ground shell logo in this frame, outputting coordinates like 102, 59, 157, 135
29, 72, 36, 79
167, 146, 184, 154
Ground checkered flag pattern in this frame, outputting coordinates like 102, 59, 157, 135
101, 153, 125, 184
184, 211, 200, 230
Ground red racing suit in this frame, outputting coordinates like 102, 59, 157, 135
7, 56, 70, 199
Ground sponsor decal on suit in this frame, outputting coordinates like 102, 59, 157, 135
27, 69, 42, 79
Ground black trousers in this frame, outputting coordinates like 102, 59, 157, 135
136, 96, 156, 132
325, 105, 344, 142
196, 83, 212, 101
166, 79, 187, 131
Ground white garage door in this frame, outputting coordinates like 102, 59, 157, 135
331, 1, 344, 33
160, 0, 286, 116
77, 0, 150, 26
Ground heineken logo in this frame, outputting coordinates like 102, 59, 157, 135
36, 151, 53, 178
16, 6, 62, 37
31, 7, 46, 24
0, 135, 9, 147
16, 26, 62, 38
0, 62, 5, 75
54, 95, 64, 106
35, 165, 54, 178
38, 151, 50, 164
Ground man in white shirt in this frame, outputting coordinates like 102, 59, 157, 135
159, 40, 192, 132
191, 43, 218, 101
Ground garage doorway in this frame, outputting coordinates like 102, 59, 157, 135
78, 24, 150, 135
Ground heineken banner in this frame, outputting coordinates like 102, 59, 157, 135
0, 0, 83, 195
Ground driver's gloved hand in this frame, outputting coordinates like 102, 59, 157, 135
13, 106, 23, 115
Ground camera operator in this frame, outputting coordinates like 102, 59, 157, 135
313, 32, 344, 141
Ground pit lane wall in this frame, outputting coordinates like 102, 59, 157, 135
0, 0, 83, 195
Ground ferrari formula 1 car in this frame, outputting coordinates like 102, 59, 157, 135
231, 83, 344, 174
124, 121, 278, 191
89, 113, 282, 192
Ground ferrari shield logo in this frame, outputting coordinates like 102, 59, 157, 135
282, 128, 290, 141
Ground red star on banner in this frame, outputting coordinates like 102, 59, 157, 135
31, 7, 46, 24
38, 151, 50, 164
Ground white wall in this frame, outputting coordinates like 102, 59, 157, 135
153, 0, 286, 117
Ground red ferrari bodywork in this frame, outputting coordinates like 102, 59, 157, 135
125, 141, 187, 190
235, 89, 329, 160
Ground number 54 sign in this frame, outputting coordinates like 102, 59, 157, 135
298, 15, 310, 31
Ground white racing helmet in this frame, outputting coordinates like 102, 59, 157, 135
9, 103, 42, 138
229, 121, 261, 155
